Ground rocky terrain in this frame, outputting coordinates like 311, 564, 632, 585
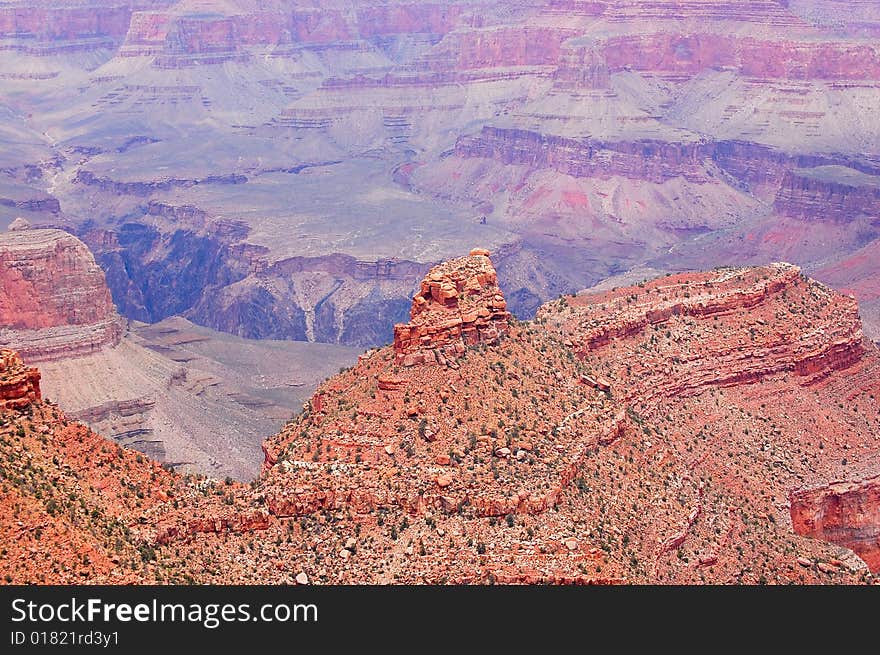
36, 318, 358, 479
2, 252, 877, 584
791, 475, 880, 572
0, 224, 358, 479
0, 0, 878, 346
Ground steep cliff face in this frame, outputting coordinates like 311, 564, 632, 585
0, 227, 124, 362
456, 127, 711, 184
773, 168, 880, 221
0, 6, 132, 50
595, 0, 807, 25
82, 221, 244, 324
454, 129, 880, 191
119, 2, 480, 65
590, 33, 880, 81
81, 213, 430, 348
356, 3, 465, 37
791, 477, 880, 573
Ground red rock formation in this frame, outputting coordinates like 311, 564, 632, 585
121, 10, 171, 55
545, 264, 867, 406
254, 258, 880, 583
152, 508, 271, 546
4, 255, 880, 585
124, 7, 355, 65
0, 348, 40, 410
356, 3, 464, 37
419, 26, 577, 71
0, 5, 134, 51
0, 228, 123, 361
393, 249, 511, 366
791, 476, 880, 573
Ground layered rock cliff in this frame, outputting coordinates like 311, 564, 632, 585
455, 127, 711, 184
580, 33, 880, 81
773, 167, 880, 222
543, 263, 867, 405
0, 227, 124, 362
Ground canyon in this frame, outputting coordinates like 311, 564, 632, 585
1, 252, 878, 584
0, 0, 877, 347
1, 0, 879, 586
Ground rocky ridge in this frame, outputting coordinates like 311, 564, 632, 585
2, 259, 879, 585
544, 263, 867, 405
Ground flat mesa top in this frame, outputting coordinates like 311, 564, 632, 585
0, 228, 71, 250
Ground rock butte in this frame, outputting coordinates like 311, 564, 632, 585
1, 253, 879, 584
393, 250, 511, 367
0, 348, 41, 411
0, 228, 124, 362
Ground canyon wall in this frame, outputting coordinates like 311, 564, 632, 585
456, 127, 710, 184
773, 169, 880, 221
4, 0, 880, 350
82, 217, 426, 348
0, 227, 124, 362
593, 33, 880, 81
